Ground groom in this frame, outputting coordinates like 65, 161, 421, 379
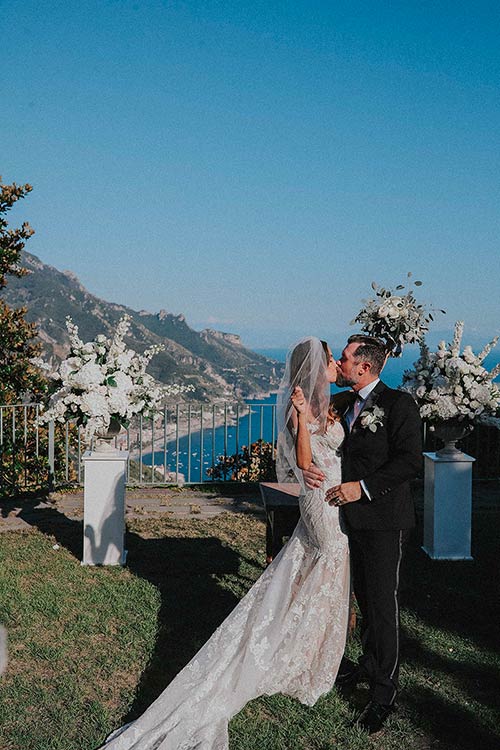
304, 334, 422, 734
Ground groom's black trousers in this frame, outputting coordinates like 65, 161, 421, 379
347, 526, 409, 705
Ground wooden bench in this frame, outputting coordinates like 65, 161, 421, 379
259, 482, 301, 564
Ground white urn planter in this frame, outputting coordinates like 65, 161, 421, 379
432, 418, 473, 458
93, 416, 123, 453
423, 420, 475, 561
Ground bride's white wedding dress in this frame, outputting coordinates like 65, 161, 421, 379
100, 421, 350, 750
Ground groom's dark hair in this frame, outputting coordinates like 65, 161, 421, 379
348, 334, 387, 375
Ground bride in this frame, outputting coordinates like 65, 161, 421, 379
98, 336, 350, 750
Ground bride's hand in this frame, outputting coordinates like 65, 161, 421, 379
291, 386, 307, 414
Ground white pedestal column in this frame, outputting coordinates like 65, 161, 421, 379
82, 450, 129, 565
423, 451, 475, 560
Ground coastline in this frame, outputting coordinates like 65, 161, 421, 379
123, 403, 244, 462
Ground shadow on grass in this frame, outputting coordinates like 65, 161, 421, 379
401, 511, 499, 651
394, 511, 500, 749
13, 499, 243, 724
405, 631, 499, 705
10, 495, 500, 749
13, 496, 84, 559
403, 682, 500, 750
122, 531, 242, 720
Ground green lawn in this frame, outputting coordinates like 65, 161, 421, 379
0, 506, 499, 750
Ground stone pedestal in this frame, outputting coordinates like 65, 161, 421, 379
82, 450, 129, 565
423, 451, 475, 560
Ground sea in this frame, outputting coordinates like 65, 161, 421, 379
143, 346, 500, 481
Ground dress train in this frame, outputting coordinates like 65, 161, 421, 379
100, 422, 349, 750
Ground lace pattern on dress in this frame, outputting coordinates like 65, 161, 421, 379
100, 421, 349, 750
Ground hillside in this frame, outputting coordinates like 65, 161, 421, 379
2, 252, 283, 401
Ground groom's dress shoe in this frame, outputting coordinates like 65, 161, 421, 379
353, 700, 395, 734
334, 666, 361, 689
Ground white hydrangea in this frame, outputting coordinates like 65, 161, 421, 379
80, 391, 109, 418
38, 315, 194, 441
115, 351, 135, 371
68, 362, 104, 389
112, 370, 134, 393
401, 321, 500, 427
106, 389, 130, 416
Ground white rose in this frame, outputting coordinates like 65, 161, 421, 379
385, 302, 402, 319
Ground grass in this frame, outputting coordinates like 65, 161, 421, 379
0, 530, 160, 750
0, 504, 499, 750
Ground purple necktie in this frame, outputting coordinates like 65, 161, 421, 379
349, 395, 364, 431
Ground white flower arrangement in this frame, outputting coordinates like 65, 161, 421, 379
38, 315, 194, 441
351, 274, 444, 357
359, 405, 385, 432
401, 321, 500, 428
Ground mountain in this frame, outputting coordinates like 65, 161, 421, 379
2, 252, 283, 401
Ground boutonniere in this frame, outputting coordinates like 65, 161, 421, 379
359, 405, 385, 432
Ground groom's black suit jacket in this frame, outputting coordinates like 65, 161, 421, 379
332, 381, 422, 530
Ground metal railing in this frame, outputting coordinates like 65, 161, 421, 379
1, 401, 500, 496
0, 401, 278, 493
110, 401, 277, 485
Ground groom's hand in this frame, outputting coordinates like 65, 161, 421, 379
325, 482, 362, 506
302, 463, 325, 489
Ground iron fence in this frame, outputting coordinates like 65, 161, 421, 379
1, 402, 500, 496
0, 401, 278, 493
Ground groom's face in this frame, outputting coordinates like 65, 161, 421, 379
336, 343, 364, 388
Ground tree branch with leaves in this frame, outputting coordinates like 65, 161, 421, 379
0, 177, 46, 404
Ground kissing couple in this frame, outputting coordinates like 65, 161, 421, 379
98, 334, 422, 749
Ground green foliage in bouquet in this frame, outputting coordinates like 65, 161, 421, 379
351, 273, 445, 357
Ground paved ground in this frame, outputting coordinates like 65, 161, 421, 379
0, 485, 268, 533
1, 480, 499, 534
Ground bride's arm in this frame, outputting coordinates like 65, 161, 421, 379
290, 386, 313, 470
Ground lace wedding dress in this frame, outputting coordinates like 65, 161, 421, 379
100, 421, 350, 750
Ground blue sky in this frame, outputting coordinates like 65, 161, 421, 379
2, 1, 500, 348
